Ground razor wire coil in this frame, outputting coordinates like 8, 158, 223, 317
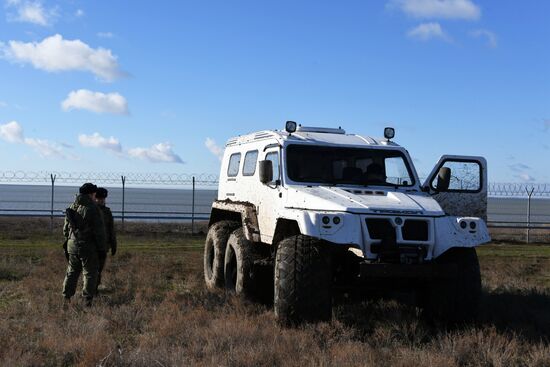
488, 183, 550, 197
0, 171, 219, 186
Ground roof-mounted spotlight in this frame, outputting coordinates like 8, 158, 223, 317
285, 121, 297, 134
384, 127, 395, 140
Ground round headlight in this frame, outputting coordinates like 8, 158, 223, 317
460, 221, 468, 229
333, 217, 341, 225
470, 221, 477, 229
322, 216, 330, 225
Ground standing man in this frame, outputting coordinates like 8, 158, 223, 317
62, 183, 106, 307
95, 187, 117, 293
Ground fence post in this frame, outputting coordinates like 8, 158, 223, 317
526, 187, 535, 244
121, 175, 126, 232
50, 173, 56, 232
191, 176, 195, 235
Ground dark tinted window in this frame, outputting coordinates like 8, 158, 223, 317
286, 145, 414, 186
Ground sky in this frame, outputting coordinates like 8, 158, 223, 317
0, 0, 548, 183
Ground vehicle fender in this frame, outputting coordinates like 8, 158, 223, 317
432, 216, 491, 258
280, 209, 363, 247
211, 200, 260, 242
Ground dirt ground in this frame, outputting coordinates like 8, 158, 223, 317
1, 218, 549, 366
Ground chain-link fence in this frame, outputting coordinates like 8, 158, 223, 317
0, 171, 218, 234
487, 183, 550, 243
0, 171, 549, 240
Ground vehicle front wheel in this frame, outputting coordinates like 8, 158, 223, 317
419, 247, 481, 325
274, 235, 332, 326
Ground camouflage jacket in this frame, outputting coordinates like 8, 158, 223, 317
99, 205, 117, 252
63, 194, 107, 255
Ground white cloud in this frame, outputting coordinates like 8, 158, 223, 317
62, 89, 128, 115
17, 2, 48, 25
205, 137, 223, 161
407, 22, 450, 41
128, 142, 184, 164
470, 29, 497, 48
515, 173, 535, 182
0, 120, 24, 143
1, 34, 123, 81
79, 133, 185, 163
75, 9, 84, 17
0, 120, 71, 158
24, 137, 65, 157
509, 163, 536, 182
97, 32, 114, 39
78, 132, 122, 153
5, 0, 57, 26
389, 0, 481, 20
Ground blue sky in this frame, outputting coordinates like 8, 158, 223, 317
0, 0, 548, 182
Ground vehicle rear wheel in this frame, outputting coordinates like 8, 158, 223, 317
274, 235, 332, 326
420, 247, 481, 325
204, 220, 239, 290
224, 228, 263, 299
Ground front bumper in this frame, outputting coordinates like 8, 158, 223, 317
332, 260, 459, 292
358, 261, 457, 280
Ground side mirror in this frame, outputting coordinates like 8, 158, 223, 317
259, 160, 273, 184
436, 167, 451, 192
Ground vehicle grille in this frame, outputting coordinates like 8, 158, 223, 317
365, 218, 395, 240
402, 220, 429, 241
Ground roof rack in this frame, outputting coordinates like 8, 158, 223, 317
296, 126, 346, 135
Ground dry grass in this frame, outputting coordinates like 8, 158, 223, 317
490, 227, 550, 244
0, 219, 550, 366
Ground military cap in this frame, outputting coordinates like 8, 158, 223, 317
79, 183, 98, 195
96, 187, 109, 199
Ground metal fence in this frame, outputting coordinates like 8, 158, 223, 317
487, 183, 550, 243
0, 171, 549, 239
0, 171, 218, 234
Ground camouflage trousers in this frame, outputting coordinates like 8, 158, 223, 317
97, 252, 107, 291
62, 252, 99, 301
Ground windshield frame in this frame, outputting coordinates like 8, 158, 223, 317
283, 144, 417, 188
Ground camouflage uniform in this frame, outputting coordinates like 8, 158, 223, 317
62, 194, 106, 303
97, 204, 117, 290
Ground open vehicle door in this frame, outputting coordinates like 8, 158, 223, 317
423, 155, 488, 221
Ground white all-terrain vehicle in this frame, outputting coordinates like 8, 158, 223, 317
204, 122, 490, 325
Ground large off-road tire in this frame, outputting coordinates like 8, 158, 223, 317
420, 247, 481, 325
224, 228, 263, 299
204, 220, 239, 290
274, 235, 332, 326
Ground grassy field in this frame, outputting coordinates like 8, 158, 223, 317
1, 219, 550, 366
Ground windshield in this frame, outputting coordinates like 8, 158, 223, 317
286, 145, 415, 187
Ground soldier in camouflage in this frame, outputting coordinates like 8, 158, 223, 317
95, 187, 117, 293
62, 183, 106, 307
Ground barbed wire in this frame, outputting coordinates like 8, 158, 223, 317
1, 171, 549, 195
488, 183, 550, 197
0, 171, 219, 186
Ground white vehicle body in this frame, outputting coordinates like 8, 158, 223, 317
211, 126, 490, 262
